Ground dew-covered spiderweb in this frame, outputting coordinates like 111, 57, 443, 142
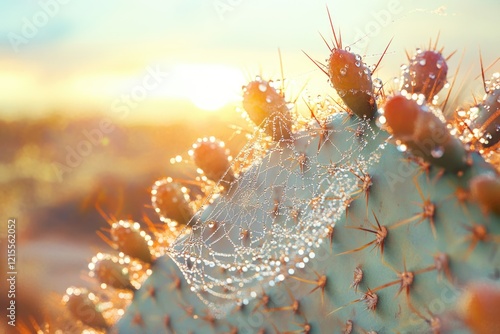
168, 103, 387, 316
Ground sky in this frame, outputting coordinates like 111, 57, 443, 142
0, 0, 499, 123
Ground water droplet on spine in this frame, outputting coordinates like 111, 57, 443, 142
373, 78, 383, 88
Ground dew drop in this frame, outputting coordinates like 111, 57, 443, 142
355, 61, 361, 67
373, 78, 383, 89
258, 83, 267, 92
429, 73, 436, 79
397, 144, 407, 152
419, 59, 427, 66
431, 146, 444, 158
340, 68, 347, 76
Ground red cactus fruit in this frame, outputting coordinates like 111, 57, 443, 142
110, 220, 154, 264
328, 49, 377, 119
470, 174, 500, 215
151, 178, 194, 227
459, 282, 500, 334
400, 49, 448, 101
383, 94, 467, 172
242, 78, 293, 141
190, 137, 235, 186
381, 94, 420, 137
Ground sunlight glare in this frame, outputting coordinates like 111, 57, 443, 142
169, 64, 245, 111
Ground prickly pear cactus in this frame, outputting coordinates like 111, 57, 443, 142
51, 13, 500, 334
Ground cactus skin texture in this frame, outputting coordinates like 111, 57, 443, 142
111, 115, 500, 333
52, 19, 500, 334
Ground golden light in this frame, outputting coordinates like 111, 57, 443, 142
169, 64, 245, 111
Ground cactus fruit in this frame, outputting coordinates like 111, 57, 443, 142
89, 254, 136, 291
151, 177, 194, 227
190, 137, 235, 188
62, 287, 110, 330
400, 48, 449, 102
321, 10, 379, 120
40, 12, 500, 334
458, 282, 500, 334
383, 94, 467, 172
108, 220, 154, 264
327, 47, 377, 119
470, 79, 500, 151
242, 78, 293, 141
470, 174, 500, 215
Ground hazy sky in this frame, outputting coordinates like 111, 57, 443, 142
0, 0, 499, 123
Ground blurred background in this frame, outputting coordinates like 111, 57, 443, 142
0, 0, 498, 330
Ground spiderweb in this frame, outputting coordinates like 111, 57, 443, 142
168, 104, 386, 316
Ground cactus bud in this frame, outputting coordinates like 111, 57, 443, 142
89, 254, 136, 291
151, 178, 194, 227
242, 78, 293, 141
63, 287, 109, 330
383, 94, 467, 172
110, 220, 154, 264
189, 137, 235, 186
328, 49, 377, 119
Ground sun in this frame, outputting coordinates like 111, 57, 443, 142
170, 64, 245, 111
